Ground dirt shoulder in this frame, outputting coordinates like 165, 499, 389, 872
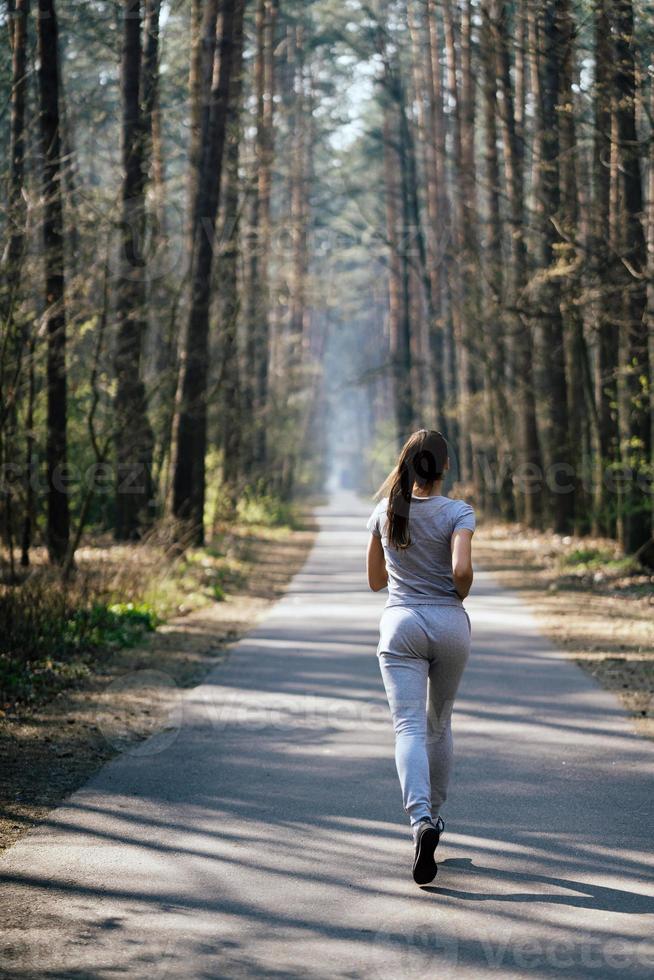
0, 510, 318, 855
473, 522, 654, 739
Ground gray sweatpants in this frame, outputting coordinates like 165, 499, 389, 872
376, 603, 471, 828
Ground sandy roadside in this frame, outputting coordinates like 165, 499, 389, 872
473, 522, 654, 740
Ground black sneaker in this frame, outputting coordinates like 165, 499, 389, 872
411, 816, 444, 885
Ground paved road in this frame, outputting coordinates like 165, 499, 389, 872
1, 491, 653, 979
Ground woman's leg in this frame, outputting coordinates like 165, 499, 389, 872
378, 652, 432, 826
426, 710, 454, 820
423, 606, 471, 818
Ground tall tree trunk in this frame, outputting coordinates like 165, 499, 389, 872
396, 12, 442, 431
217, 0, 246, 511
164, 0, 214, 511
493, 0, 544, 526
288, 23, 309, 371
382, 107, 413, 443
480, 0, 514, 518
187, 0, 216, 245
514, 0, 526, 144
396, 83, 417, 440
172, 0, 243, 543
378, 43, 414, 444
648, 40, 654, 528
1, 0, 30, 570
114, 0, 155, 540
20, 335, 36, 566
243, 0, 276, 480
612, 0, 652, 551
37, 0, 70, 563
407, 0, 441, 427
426, 0, 453, 430
442, 0, 475, 480
526, 0, 543, 256
2, 0, 29, 318
141, 0, 171, 500
593, 0, 620, 534
425, 0, 459, 436
243, 0, 265, 479
558, 0, 595, 532
536, 0, 574, 533
141, 0, 163, 220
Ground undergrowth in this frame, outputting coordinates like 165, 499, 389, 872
0, 490, 301, 711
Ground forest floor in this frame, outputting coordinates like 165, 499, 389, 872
0, 505, 319, 854
473, 522, 654, 740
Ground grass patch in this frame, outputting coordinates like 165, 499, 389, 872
0, 491, 303, 711
64, 601, 160, 649
0, 591, 159, 708
561, 547, 619, 568
556, 545, 640, 585
235, 489, 302, 529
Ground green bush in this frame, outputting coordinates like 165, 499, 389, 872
562, 548, 610, 566
63, 601, 159, 650
0, 587, 159, 707
236, 487, 297, 528
561, 547, 617, 568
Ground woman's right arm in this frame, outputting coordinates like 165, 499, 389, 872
366, 533, 388, 591
451, 528, 474, 599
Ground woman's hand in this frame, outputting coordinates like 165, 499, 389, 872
451, 528, 474, 599
366, 534, 388, 591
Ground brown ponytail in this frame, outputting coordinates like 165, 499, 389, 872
374, 429, 449, 550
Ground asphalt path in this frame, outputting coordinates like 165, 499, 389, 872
1, 490, 653, 979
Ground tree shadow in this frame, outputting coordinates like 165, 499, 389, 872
424, 857, 654, 914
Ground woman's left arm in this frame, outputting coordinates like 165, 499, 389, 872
366, 534, 388, 591
451, 528, 474, 599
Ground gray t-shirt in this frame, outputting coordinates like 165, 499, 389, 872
366, 494, 476, 607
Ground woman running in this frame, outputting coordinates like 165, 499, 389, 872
365, 429, 475, 885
